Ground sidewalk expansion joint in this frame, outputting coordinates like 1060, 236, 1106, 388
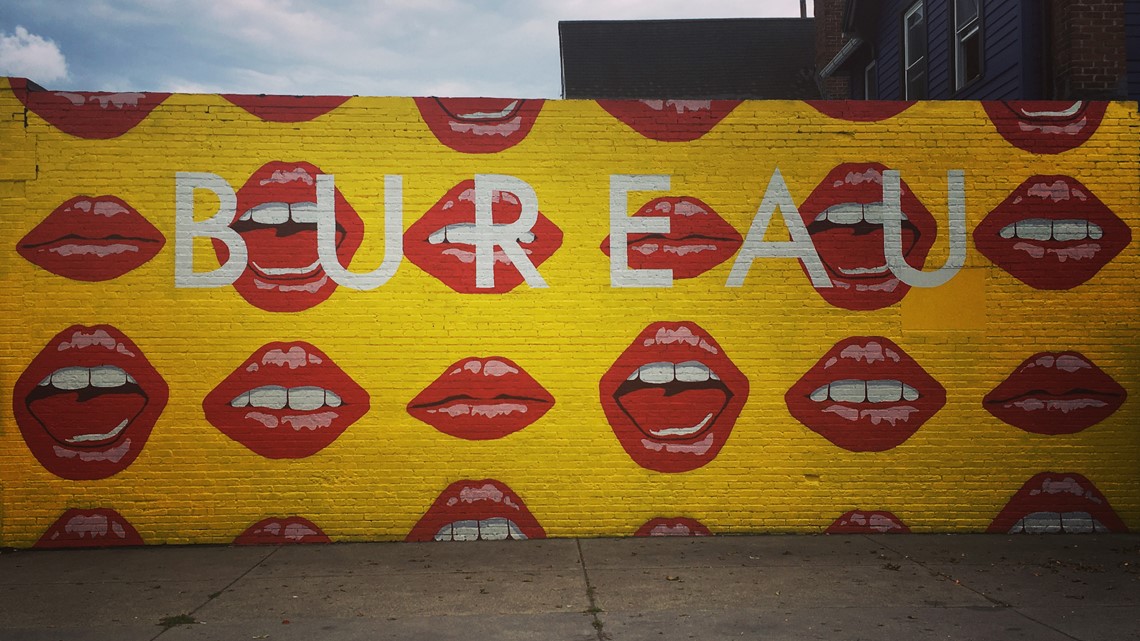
577, 539, 610, 641
149, 545, 281, 641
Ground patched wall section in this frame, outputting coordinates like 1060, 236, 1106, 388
1, 81, 1137, 546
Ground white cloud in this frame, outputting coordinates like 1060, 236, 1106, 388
0, 26, 69, 82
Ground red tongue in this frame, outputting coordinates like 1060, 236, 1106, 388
617, 387, 727, 436
242, 228, 322, 271
29, 393, 146, 443
812, 228, 919, 274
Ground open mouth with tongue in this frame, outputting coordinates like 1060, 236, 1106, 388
405, 479, 546, 542
973, 175, 1130, 290
988, 472, 1128, 534
203, 341, 369, 459
14, 325, 168, 480
785, 336, 945, 452
414, 97, 544, 153
213, 160, 364, 312
983, 351, 1126, 435
596, 99, 741, 142
404, 179, 563, 293
982, 101, 1107, 154
600, 196, 743, 279
9, 77, 170, 139
17, 195, 166, 281
35, 508, 145, 548
600, 321, 749, 473
799, 162, 937, 310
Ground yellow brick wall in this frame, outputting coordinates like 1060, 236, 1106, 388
1, 80, 1136, 546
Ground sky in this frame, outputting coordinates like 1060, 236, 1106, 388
0, 0, 812, 98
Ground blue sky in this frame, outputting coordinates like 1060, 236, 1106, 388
0, 0, 812, 97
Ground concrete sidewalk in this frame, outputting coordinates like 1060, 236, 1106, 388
0, 534, 1137, 641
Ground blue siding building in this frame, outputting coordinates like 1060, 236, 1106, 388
820, 0, 1133, 100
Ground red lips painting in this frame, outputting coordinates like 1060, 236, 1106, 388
601, 322, 749, 473
974, 176, 1130, 290
984, 352, 1126, 435
786, 337, 945, 452
407, 357, 554, 440
18, 195, 166, 281
406, 479, 546, 542
799, 163, 937, 310
601, 196, 742, 279
10, 77, 168, 139
404, 179, 563, 293
415, 97, 544, 153
214, 161, 365, 312
203, 342, 369, 459
14, 325, 168, 480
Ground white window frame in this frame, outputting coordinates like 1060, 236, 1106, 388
954, 0, 983, 90
903, 1, 926, 99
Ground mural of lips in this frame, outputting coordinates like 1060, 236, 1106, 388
983, 352, 1126, 436
404, 179, 563, 293
799, 163, 937, 310
597, 99, 741, 142
213, 161, 365, 312
406, 479, 546, 542
983, 101, 1107, 154
222, 94, 350, 123
974, 176, 1131, 290
988, 472, 1128, 534
825, 510, 910, 534
634, 517, 712, 537
804, 101, 914, 122
203, 342, 369, 459
600, 196, 743, 279
786, 337, 945, 452
407, 357, 554, 440
414, 97, 544, 153
35, 508, 145, 548
9, 77, 169, 139
601, 322, 749, 473
13, 325, 168, 480
233, 516, 332, 544
17, 195, 166, 281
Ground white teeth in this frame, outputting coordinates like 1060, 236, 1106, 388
675, 361, 711, 383
51, 367, 90, 390
231, 385, 344, 411
433, 517, 528, 541
426, 223, 535, 245
239, 201, 321, 225
89, 365, 128, 388
814, 202, 909, 225
248, 202, 290, 225
1018, 101, 1082, 118
250, 259, 322, 277
288, 201, 318, 224
40, 366, 135, 391
866, 379, 903, 403
998, 219, 1103, 242
65, 418, 130, 444
287, 386, 326, 411
247, 386, 288, 410
1009, 511, 1108, 534
639, 362, 676, 385
629, 361, 719, 385
810, 379, 919, 403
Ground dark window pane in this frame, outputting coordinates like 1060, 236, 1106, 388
956, 0, 979, 27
